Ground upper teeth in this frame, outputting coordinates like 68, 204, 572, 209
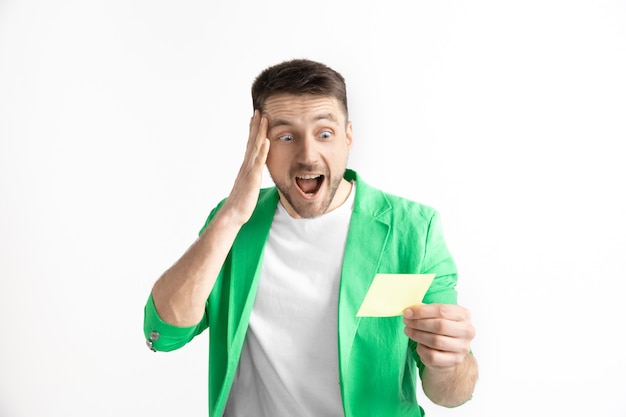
297, 175, 321, 179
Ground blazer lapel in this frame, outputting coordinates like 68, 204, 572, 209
228, 188, 279, 347
338, 172, 391, 380
213, 189, 279, 416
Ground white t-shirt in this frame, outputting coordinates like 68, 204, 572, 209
224, 184, 355, 417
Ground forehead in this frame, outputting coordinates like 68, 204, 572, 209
262, 94, 346, 125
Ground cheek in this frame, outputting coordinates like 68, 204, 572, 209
330, 146, 349, 164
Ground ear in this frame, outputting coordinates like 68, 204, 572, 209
345, 121, 354, 150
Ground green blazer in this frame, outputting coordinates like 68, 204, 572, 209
144, 169, 458, 416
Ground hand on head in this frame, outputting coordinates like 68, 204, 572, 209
222, 110, 270, 226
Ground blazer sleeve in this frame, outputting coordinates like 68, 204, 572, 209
142, 199, 227, 352
421, 210, 458, 305
411, 210, 459, 374
143, 294, 209, 352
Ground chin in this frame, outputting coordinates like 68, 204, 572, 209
289, 197, 332, 219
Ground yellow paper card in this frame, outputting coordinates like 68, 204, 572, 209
356, 274, 435, 317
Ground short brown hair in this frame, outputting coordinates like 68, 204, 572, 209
251, 59, 348, 119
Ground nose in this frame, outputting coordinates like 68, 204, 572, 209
296, 134, 319, 165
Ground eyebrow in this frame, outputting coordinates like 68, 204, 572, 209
266, 112, 340, 129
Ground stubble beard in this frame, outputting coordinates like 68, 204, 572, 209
271, 166, 345, 219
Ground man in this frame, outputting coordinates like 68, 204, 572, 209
144, 59, 478, 416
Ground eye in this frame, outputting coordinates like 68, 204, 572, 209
278, 134, 294, 142
319, 131, 332, 140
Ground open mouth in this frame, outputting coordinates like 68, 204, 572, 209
295, 174, 324, 196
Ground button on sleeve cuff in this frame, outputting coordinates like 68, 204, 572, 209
143, 294, 201, 352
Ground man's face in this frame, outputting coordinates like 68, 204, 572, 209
263, 93, 353, 219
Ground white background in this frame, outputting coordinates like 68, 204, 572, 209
1, 1, 625, 416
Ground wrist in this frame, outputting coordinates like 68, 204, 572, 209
212, 203, 250, 229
